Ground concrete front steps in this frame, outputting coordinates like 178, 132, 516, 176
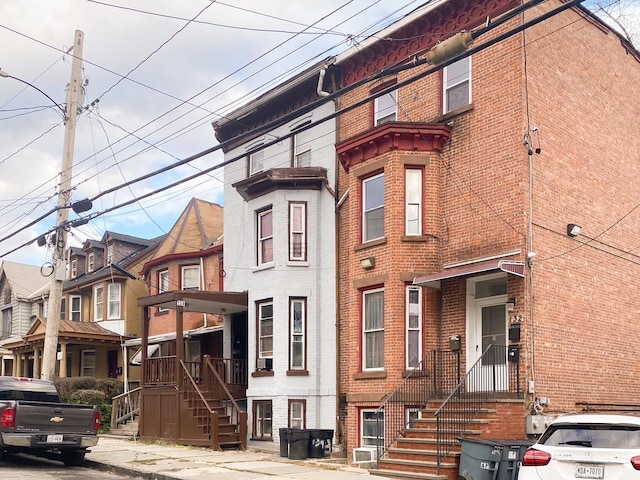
369, 399, 525, 480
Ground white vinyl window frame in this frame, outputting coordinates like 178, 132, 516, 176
81, 349, 96, 377
60, 297, 66, 320
362, 173, 385, 242
253, 400, 273, 439
443, 56, 471, 113
363, 288, 384, 371
289, 298, 306, 370
405, 168, 423, 236
361, 409, 384, 448
158, 270, 169, 313
70, 295, 82, 322
406, 286, 423, 369
107, 245, 114, 265
249, 146, 264, 176
293, 124, 312, 167
289, 202, 306, 262
71, 259, 77, 278
94, 285, 104, 321
88, 253, 94, 272
107, 283, 121, 319
257, 208, 274, 266
257, 300, 273, 360
374, 90, 397, 126
289, 400, 306, 429
181, 265, 200, 290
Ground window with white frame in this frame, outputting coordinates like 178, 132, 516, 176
81, 349, 96, 377
1, 308, 11, 338
181, 265, 200, 290
406, 286, 422, 369
158, 270, 169, 313
253, 400, 272, 439
70, 295, 81, 322
363, 288, 384, 370
293, 125, 312, 167
374, 90, 397, 126
60, 297, 66, 320
94, 286, 104, 321
88, 253, 94, 272
289, 202, 306, 261
71, 259, 77, 278
361, 409, 384, 448
289, 400, 306, 429
257, 208, 273, 265
257, 301, 273, 360
249, 146, 264, 176
108, 283, 121, 319
443, 56, 471, 113
405, 168, 422, 236
107, 245, 114, 265
289, 298, 306, 370
406, 407, 422, 428
363, 173, 385, 242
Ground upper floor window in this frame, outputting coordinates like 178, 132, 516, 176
405, 168, 423, 236
107, 245, 114, 265
257, 300, 273, 360
363, 288, 384, 370
70, 295, 81, 322
158, 270, 169, 294
362, 173, 385, 242
249, 146, 264, 176
289, 298, 306, 370
181, 265, 200, 290
443, 56, 471, 113
293, 125, 312, 167
257, 208, 273, 265
374, 90, 397, 126
71, 259, 77, 278
88, 253, 95, 272
1, 308, 11, 338
406, 286, 422, 369
3, 285, 11, 304
60, 297, 66, 321
289, 202, 306, 262
94, 286, 104, 321
108, 283, 121, 319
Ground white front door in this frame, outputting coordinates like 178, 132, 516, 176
467, 274, 508, 392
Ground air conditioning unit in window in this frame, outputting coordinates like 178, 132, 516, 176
353, 447, 377, 464
256, 358, 266, 370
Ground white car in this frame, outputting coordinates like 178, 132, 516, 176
519, 413, 640, 479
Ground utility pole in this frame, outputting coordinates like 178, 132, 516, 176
41, 30, 84, 380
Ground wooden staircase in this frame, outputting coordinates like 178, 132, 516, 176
370, 399, 524, 480
183, 388, 244, 449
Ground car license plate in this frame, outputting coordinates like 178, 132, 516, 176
46, 434, 63, 443
575, 463, 604, 479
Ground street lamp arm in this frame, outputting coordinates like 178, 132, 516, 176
0, 69, 67, 118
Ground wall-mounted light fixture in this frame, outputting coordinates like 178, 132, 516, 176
506, 297, 517, 311
361, 257, 375, 270
567, 223, 582, 237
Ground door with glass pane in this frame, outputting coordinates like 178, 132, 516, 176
472, 299, 508, 391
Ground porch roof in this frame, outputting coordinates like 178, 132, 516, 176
137, 290, 248, 315
413, 259, 525, 289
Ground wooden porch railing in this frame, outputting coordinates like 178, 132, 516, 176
144, 356, 176, 384
111, 386, 141, 430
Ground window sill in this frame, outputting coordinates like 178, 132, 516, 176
286, 260, 309, 267
354, 237, 387, 251
286, 369, 309, 376
401, 235, 432, 242
251, 370, 274, 377
354, 370, 387, 380
435, 102, 474, 123
252, 262, 274, 273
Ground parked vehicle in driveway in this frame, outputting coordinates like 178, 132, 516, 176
0, 376, 100, 466
519, 413, 640, 479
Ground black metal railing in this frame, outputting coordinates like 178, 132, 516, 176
435, 344, 522, 473
375, 350, 461, 463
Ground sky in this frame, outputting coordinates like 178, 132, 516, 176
0, 0, 430, 268
0, 0, 638, 270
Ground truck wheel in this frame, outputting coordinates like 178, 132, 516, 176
61, 450, 86, 466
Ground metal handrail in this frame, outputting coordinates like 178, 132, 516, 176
435, 344, 522, 473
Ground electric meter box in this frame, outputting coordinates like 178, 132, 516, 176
525, 414, 555, 435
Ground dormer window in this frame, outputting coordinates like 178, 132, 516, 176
71, 259, 77, 278
107, 245, 113, 265
88, 253, 94, 272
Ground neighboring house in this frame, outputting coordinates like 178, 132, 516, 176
213, 60, 338, 444
0, 261, 49, 376
329, 0, 640, 477
4, 231, 160, 382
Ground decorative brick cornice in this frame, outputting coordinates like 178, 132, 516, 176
336, 122, 451, 172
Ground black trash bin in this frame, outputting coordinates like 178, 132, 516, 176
307, 429, 334, 458
495, 440, 534, 480
279, 428, 289, 457
288, 429, 310, 460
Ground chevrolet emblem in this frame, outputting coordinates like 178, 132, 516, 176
50, 416, 64, 423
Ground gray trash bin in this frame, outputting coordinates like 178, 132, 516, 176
288, 429, 310, 460
495, 440, 534, 480
458, 438, 534, 480
279, 428, 289, 457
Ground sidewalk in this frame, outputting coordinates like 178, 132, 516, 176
86, 435, 388, 479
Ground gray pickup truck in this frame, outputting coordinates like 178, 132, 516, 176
0, 376, 100, 466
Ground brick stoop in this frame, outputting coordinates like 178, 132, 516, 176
368, 399, 525, 480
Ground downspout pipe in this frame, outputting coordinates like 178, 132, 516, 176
317, 63, 333, 97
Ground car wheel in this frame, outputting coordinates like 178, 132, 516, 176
61, 450, 86, 466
